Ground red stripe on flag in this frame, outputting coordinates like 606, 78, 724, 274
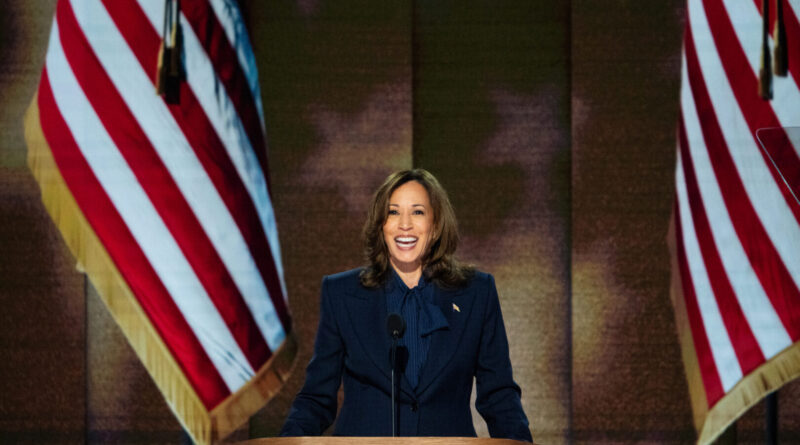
56, 0, 272, 370
101, 0, 292, 334
674, 199, 726, 407
37, 69, 229, 409
684, 21, 800, 341
704, 0, 800, 225
181, 0, 271, 188
678, 115, 765, 374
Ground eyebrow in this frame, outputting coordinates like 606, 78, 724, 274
388, 203, 426, 207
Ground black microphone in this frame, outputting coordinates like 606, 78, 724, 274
387, 312, 405, 339
386, 312, 405, 437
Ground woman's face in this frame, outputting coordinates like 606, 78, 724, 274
382, 181, 435, 275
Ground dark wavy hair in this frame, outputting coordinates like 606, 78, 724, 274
359, 169, 474, 289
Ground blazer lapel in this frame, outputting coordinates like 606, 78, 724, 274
415, 285, 470, 395
342, 284, 416, 399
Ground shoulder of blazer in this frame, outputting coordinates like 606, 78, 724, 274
323, 267, 371, 297
467, 269, 493, 288
452, 269, 494, 298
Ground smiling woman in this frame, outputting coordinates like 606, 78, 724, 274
383, 181, 433, 285
360, 169, 474, 290
280, 169, 532, 441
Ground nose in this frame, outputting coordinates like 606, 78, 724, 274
399, 212, 412, 230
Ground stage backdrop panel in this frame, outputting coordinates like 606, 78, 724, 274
411, 2, 571, 443
245, 0, 413, 437
571, 1, 694, 442
0, 1, 85, 442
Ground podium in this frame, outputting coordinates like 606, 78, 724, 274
239, 438, 530, 445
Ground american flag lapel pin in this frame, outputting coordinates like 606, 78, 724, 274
452, 302, 460, 312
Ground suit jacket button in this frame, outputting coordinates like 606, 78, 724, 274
411, 402, 418, 412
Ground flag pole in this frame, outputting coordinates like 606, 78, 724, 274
765, 391, 778, 445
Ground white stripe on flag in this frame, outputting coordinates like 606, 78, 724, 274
70, 0, 286, 350
136, 0, 288, 304
207, 0, 268, 130
689, 0, 800, 320
46, 19, 253, 390
675, 150, 743, 392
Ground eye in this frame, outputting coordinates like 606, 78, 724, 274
413, 209, 425, 215
388, 209, 399, 216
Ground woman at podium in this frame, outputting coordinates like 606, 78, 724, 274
281, 169, 532, 442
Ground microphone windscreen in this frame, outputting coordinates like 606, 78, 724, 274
386, 312, 406, 339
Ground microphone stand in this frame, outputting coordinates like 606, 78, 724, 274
390, 334, 398, 437
386, 312, 404, 437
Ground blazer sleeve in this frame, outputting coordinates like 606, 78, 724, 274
280, 276, 344, 436
474, 274, 533, 443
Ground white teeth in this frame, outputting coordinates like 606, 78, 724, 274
396, 237, 417, 243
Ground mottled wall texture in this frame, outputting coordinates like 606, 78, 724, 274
2, 1, 800, 444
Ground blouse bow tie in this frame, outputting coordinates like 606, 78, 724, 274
407, 281, 449, 337
387, 273, 449, 389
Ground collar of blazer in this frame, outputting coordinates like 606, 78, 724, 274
343, 280, 472, 399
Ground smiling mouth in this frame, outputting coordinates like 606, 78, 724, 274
394, 236, 418, 250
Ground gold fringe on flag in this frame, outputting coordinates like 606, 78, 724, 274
24, 94, 296, 444
694, 342, 800, 445
668, 216, 709, 434
759, 0, 774, 100
668, 217, 800, 445
773, 0, 788, 77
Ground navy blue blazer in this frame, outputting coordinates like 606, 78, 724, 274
280, 268, 532, 441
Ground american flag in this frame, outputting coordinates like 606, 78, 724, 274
671, 0, 800, 443
23, 0, 295, 442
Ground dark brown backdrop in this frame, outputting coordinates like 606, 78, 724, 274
2, 1, 799, 444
